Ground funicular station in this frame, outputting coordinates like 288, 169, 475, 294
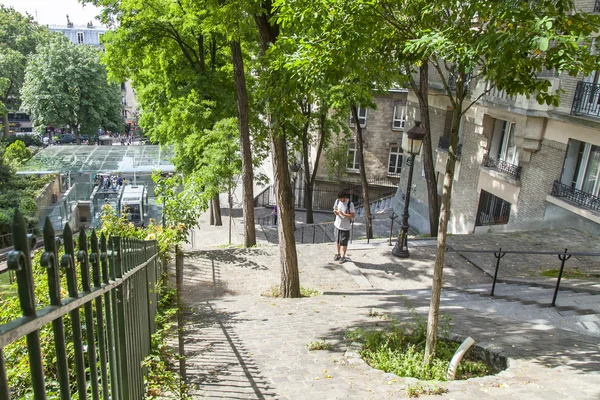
16, 145, 176, 232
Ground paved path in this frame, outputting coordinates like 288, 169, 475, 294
177, 210, 600, 399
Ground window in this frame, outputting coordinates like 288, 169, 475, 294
77, 32, 84, 44
392, 104, 407, 130
347, 141, 359, 171
349, 107, 367, 127
562, 139, 600, 197
388, 146, 403, 176
475, 190, 511, 226
122, 109, 128, 118
122, 95, 127, 105
489, 120, 518, 165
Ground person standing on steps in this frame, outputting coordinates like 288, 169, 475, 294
333, 191, 355, 263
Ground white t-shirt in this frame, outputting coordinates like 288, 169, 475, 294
334, 199, 354, 231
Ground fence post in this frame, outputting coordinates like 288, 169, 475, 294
175, 246, 187, 388
90, 230, 110, 398
490, 248, 506, 296
78, 229, 100, 400
101, 233, 120, 399
40, 217, 70, 399
62, 223, 88, 399
8, 210, 47, 400
552, 249, 572, 306
112, 236, 130, 399
389, 212, 398, 246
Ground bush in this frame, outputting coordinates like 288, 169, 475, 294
1, 134, 42, 147
345, 316, 490, 381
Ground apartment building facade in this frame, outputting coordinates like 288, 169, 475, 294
392, 0, 600, 236
310, 90, 409, 207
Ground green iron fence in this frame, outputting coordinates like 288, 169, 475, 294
0, 210, 163, 399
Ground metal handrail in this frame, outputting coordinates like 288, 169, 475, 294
482, 153, 522, 180
445, 247, 600, 306
551, 180, 600, 212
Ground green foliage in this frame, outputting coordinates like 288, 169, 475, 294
324, 137, 349, 183
345, 317, 489, 381
1, 133, 43, 147
406, 382, 448, 398
306, 340, 332, 351
4, 139, 32, 167
540, 268, 595, 279
20, 34, 123, 142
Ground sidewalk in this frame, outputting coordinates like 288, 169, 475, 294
178, 209, 600, 399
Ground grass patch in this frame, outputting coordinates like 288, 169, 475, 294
406, 382, 448, 398
261, 286, 320, 298
306, 340, 333, 351
345, 316, 490, 381
540, 268, 597, 279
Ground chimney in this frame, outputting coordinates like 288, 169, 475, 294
66, 14, 73, 27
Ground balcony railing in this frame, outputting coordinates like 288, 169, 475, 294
551, 180, 600, 212
438, 136, 462, 159
571, 81, 600, 117
482, 153, 522, 181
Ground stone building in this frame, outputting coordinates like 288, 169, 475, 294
308, 89, 409, 209
392, 0, 600, 235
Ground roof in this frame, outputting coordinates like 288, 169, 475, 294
17, 145, 175, 174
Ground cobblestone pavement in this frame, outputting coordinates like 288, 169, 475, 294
178, 210, 600, 399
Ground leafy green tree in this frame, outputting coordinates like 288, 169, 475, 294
324, 135, 350, 184
4, 139, 32, 167
0, 6, 43, 137
20, 34, 122, 144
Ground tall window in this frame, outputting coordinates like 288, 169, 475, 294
489, 120, 518, 165
122, 95, 127, 105
388, 146, 403, 176
77, 32, 84, 44
349, 107, 367, 127
392, 105, 407, 130
562, 139, 600, 197
347, 141, 359, 171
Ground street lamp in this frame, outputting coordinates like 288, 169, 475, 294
392, 121, 426, 258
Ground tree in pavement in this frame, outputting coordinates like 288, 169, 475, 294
380, 0, 600, 364
0, 6, 44, 138
20, 34, 122, 145
88, 0, 261, 246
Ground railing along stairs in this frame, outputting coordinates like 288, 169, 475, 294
0, 211, 163, 399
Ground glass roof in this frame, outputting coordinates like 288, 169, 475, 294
18, 145, 176, 174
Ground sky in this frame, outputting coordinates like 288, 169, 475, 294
1, 0, 103, 26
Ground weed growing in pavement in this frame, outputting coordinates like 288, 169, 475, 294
344, 316, 490, 381
306, 340, 333, 351
540, 268, 597, 280
261, 286, 320, 297
406, 382, 448, 398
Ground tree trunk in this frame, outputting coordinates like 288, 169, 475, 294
2, 112, 9, 138
304, 111, 326, 223
300, 102, 313, 223
351, 104, 372, 239
175, 246, 186, 385
272, 130, 300, 298
73, 125, 81, 145
209, 200, 215, 225
228, 186, 233, 244
411, 63, 439, 237
424, 81, 465, 365
212, 196, 222, 226
230, 40, 256, 246
254, 2, 300, 298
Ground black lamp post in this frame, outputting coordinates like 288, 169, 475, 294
392, 121, 426, 258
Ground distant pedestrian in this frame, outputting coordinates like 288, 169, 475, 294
333, 191, 355, 263
272, 205, 278, 226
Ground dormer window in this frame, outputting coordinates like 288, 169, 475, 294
77, 32, 84, 44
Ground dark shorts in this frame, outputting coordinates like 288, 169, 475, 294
336, 229, 350, 246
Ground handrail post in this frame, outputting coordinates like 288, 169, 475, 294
389, 212, 397, 246
8, 210, 47, 400
552, 249, 571, 306
301, 226, 305, 244
490, 248, 505, 296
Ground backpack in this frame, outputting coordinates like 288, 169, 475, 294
334, 199, 354, 222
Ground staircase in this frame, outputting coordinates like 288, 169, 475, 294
405, 282, 600, 338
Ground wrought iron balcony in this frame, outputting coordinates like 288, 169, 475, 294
482, 153, 522, 181
571, 81, 600, 117
438, 136, 462, 159
551, 180, 600, 212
